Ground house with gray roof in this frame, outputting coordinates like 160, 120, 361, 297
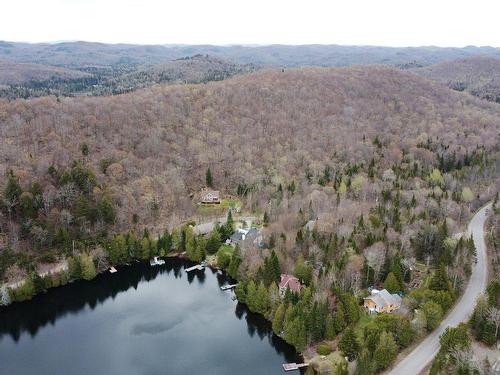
363, 289, 402, 313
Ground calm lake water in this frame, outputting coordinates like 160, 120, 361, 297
0, 259, 301, 375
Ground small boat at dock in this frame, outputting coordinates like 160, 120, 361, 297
109, 267, 117, 273
220, 284, 238, 291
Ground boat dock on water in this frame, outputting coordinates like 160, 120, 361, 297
185, 261, 207, 272
282, 363, 309, 372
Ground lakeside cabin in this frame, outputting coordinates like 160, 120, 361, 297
200, 188, 221, 204
278, 274, 301, 297
363, 288, 402, 313
227, 227, 263, 248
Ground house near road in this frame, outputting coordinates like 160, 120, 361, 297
279, 274, 301, 296
200, 188, 220, 204
363, 289, 402, 313
228, 228, 263, 248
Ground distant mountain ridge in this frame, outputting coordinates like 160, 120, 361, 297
0, 41, 499, 68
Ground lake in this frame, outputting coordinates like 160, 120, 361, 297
0, 259, 301, 375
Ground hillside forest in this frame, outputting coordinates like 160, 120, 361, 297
0, 59, 499, 374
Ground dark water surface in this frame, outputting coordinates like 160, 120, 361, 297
0, 259, 301, 375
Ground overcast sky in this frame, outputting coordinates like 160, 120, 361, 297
2, 0, 499, 47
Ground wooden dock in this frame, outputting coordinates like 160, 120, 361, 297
282, 363, 309, 372
185, 264, 205, 272
220, 284, 238, 290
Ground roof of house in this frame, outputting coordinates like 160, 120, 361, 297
230, 228, 258, 242
304, 219, 317, 231
364, 289, 401, 308
202, 189, 220, 198
279, 274, 301, 293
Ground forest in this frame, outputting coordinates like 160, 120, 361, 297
0, 55, 253, 99
412, 56, 500, 103
0, 64, 499, 373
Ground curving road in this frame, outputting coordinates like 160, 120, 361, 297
387, 202, 492, 375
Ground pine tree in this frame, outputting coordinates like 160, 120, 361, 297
206, 167, 213, 188
272, 303, 286, 334
80, 253, 97, 280
246, 280, 258, 311
269, 250, 281, 282
227, 245, 241, 279
383, 272, 401, 294
98, 197, 116, 224
4, 170, 22, 203
429, 263, 452, 293
334, 302, 347, 333
139, 236, 151, 260
325, 314, 336, 340
373, 331, 398, 370
339, 327, 360, 361
206, 230, 221, 255
263, 211, 270, 227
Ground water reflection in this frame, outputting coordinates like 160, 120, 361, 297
0, 260, 185, 341
0, 258, 302, 375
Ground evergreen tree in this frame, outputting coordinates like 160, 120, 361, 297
139, 236, 151, 260
339, 327, 360, 361
67, 256, 82, 279
206, 167, 213, 188
429, 263, 452, 294
272, 303, 286, 334
4, 171, 22, 203
263, 211, 270, 227
80, 253, 97, 280
383, 272, 401, 293
325, 314, 336, 340
421, 301, 443, 331
373, 331, 398, 371
206, 229, 222, 255
334, 302, 347, 333
80, 143, 89, 156
227, 245, 241, 279
98, 197, 116, 224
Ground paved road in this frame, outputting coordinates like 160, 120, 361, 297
387, 202, 492, 375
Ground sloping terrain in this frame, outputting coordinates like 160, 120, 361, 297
0, 60, 89, 85
0, 55, 252, 98
411, 56, 500, 103
0, 66, 498, 233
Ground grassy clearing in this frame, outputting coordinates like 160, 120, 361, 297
196, 198, 241, 215
353, 313, 374, 341
308, 351, 346, 374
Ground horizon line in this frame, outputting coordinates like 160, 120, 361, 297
2, 39, 499, 49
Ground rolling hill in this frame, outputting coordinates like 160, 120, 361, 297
1, 41, 499, 68
0, 65, 498, 236
0, 60, 89, 86
410, 56, 500, 103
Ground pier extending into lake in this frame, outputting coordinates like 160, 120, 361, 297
282, 363, 309, 371
185, 264, 205, 272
